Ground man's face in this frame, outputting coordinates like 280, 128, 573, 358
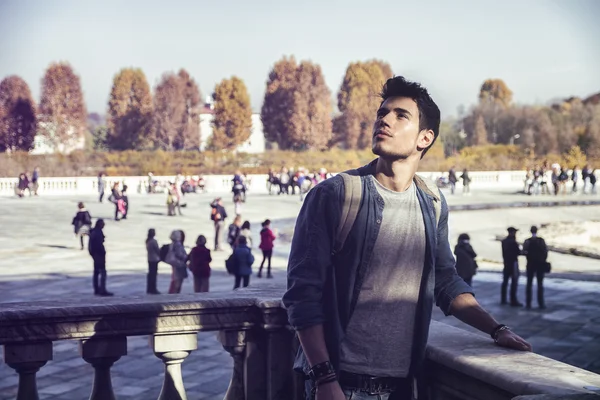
371, 96, 433, 160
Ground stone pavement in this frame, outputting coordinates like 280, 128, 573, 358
1, 189, 600, 399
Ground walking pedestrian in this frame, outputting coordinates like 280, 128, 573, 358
283, 76, 530, 400
210, 198, 228, 251
98, 172, 106, 203
109, 182, 123, 221
72, 202, 92, 250
88, 219, 113, 296
167, 182, 177, 216
189, 235, 212, 293
501, 227, 523, 307
448, 166, 457, 195
590, 169, 597, 194
121, 185, 129, 219
232, 236, 254, 289
258, 219, 276, 278
582, 165, 591, 193
453, 233, 478, 287
31, 167, 40, 196
16, 173, 29, 197
461, 168, 471, 194
228, 215, 242, 249
166, 230, 188, 294
523, 226, 549, 309
146, 229, 161, 294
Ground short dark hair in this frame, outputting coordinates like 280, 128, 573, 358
380, 76, 441, 158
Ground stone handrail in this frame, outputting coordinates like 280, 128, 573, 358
2, 170, 581, 197
1, 289, 600, 400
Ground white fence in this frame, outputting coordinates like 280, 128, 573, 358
0, 171, 542, 197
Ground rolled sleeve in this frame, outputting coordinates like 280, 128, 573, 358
283, 181, 338, 331
434, 192, 474, 315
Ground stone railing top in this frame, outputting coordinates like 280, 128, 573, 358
428, 320, 600, 396
0, 286, 286, 344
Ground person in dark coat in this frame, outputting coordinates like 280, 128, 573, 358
454, 233, 478, 286
523, 226, 548, 309
72, 202, 93, 250
501, 227, 523, 307
448, 166, 458, 195
110, 182, 123, 221
189, 235, 212, 293
121, 185, 129, 219
88, 219, 113, 296
146, 228, 161, 294
210, 198, 228, 251
232, 236, 254, 289
461, 168, 471, 194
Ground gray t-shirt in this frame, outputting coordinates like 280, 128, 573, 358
340, 176, 426, 377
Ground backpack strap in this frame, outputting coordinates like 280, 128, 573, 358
334, 171, 362, 255
414, 175, 442, 228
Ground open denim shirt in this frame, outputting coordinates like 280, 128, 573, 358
282, 159, 474, 378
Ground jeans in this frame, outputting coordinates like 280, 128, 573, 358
258, 249, 272, 275
233, 274, 250, 289
147, 261, 159, 293
193, 275, 210, 292
526, 267, 545, 307
501, 261, 520, 304
214, 221, 224, 250
93, 256, 107, 294
449, 181, 456, 194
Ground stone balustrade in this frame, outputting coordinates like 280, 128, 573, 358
2, 288, 600, 400
0, 170, 563, 197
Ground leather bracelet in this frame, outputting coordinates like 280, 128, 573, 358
315, 373, 337, 387
308, 361, 335, 383
491, 324, 510, 342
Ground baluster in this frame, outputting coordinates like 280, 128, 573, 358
4, 341, 53, 400
80, 336, 127, 400
218, 330, 246, 400
151, 333, 197, 400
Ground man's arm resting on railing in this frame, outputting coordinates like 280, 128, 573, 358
450, 293, 532, 351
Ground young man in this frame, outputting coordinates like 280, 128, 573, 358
283, 76, 531, 400
523, 226, 548, 309
88, 219, 113, 296
501, 227, 523, 307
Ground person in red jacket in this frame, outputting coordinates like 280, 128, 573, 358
258, 219, 276, 278
188, 235, 212, 292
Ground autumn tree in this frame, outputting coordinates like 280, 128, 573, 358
473, 115, 488, 145
152, 73, 185, 150
176, 69, 201, 150
288, 61, 332, 150
106, 68, 153, 150
0, 76, 37, 152
261, 56, 298, 149
210, 76, 252, 151
337, 60, 393, 149
39, 63, 87, 151
479, 79, 513, 107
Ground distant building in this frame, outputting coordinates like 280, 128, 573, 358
30, 122, 85, 155
199, 97, 266, 154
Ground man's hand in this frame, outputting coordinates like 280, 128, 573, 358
496, 330, 532, 351
316, 381, 346, 400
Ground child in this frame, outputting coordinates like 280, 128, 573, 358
72, 202, 92, 250
258, 219, 276, 278
188, 235, 212, 292
238, 221, 252, 248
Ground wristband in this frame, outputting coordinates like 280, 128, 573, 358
316, 374, 337, 387
308, 361, 335, 383
491, 324, 510, 342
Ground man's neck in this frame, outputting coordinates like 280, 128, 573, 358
374, 157, 419, 192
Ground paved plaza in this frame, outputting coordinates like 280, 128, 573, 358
1, 188, 600, 399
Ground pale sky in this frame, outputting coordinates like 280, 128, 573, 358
1, 0, 599, 117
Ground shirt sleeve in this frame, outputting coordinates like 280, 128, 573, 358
283, 180, 340, 331
434, 192, 474, 316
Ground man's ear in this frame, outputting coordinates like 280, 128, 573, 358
416, 129, 435, 151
